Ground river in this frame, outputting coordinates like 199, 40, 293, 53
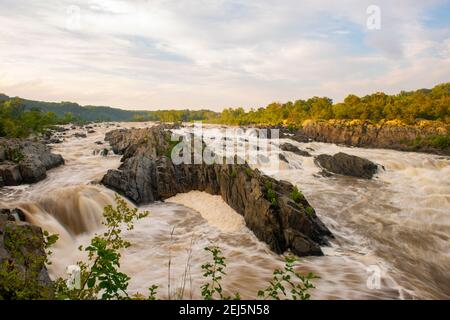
0, 122, 448, 299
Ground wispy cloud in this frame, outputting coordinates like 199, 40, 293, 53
0, 0, 449, 110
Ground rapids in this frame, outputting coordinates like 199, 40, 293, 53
0, 122, 448, 299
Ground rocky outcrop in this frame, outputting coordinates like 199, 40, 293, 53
280, 143, 311, 157
104, 125, 174, 160
0, 210, 53, 299
314, 152, 378, 179
291, 120, 449, 155
0, 138, 64, 186
102, 126, 333, 257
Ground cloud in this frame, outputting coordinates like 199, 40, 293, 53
0, 0, 448, 110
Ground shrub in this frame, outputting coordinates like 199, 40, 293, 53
258, 255, 318, 300
264, 181, 278, 207
201, 246, 240, 300
428, 134, 450, 149
55, 195, 150, 300
289, 186, 304, 203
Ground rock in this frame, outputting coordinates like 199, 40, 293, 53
280, 143, 312, 157
314, 152, 378, 179
95, 141, 104, 145
74, 133, 87, 138
48, 138, 63, 144
87, 130, 96, 134
0, 218, 54, 299
279, 153, 288, 163
101, 126, 333, 257
100, 148, 109, 157
18, 158, 47, 183
0, 208, 26, 222
0, 138, 64, 187
297, 120, 449, 155
0, 163, 22, 185
105, 126, 172, 160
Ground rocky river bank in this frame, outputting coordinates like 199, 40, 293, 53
101, 126, 333, 257
276, 120, 449, 156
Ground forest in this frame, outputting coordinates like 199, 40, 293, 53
214, 83, 449, 126
1, 83, 449, 138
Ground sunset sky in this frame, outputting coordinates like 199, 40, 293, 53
0, 0, 449, 110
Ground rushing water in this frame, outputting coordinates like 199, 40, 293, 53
0, 122, 448, 299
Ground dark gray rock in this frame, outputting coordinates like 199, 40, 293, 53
280, 143, 312, 157
0, 138, 64, 186
48, 138, 63, 144
279, 153, 288, 163
100, 148, 109, 157
0, 208, 26, 222
74, 132, 87, 138
102, 126, 333, 257
0, 163, 22, 185
314, 152, 378, 179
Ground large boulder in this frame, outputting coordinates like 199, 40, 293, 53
0, 163, 22, 185
0, 139, 64, 186
314, 152, 378, 179
102, 126, 333, 257
0, 212, 53, 299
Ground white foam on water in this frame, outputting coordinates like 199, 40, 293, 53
166, 191, 246, 233
2, 122, 449, 299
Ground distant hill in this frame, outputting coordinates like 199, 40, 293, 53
0, 95, 147, 121
0, 94, 218, 122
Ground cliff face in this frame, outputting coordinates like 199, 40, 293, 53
101, 127, 333, 257
284, 121, 449, 155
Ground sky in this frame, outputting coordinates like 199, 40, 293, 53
0, 0, 449, 111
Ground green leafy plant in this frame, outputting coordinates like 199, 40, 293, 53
0, 224, 58, 300
258, 255, 318, 300
305, 206, 314, 216
289, 186, 304, 203
264, 181, 277, 207
55, 195, 150, 300
3, 147, 25, 163
200, 246, 239, 300
244, 167, 253, 176
428, 134, 450, 149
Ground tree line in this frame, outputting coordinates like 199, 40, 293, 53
214, 83, 449, 126
1, 82, 448, 138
